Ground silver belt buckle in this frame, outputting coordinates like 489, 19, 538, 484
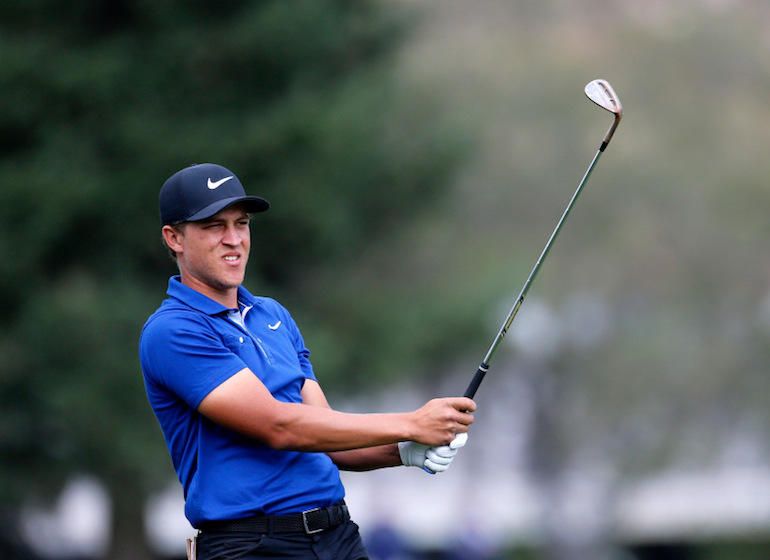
301, 507, 324, 534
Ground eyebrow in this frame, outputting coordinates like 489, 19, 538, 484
198, 213, 251, 225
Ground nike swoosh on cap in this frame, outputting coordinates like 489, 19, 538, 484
207, 176, 234, 189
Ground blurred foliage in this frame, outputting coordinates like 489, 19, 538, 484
4, 0, 770, 557
0, 0, 472, 557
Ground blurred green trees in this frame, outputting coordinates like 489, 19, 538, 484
5, 0, 770, 558
0, 1, 471, 558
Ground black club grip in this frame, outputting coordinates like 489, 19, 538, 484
463, 363, 489, 399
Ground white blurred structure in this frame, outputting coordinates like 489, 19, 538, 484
23, 294, 770, 557
26, 462, 770, 557
20, 475, 111, 559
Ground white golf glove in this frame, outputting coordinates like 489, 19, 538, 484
398, 433, 468, 474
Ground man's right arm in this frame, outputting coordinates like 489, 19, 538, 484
197, 367, 475, 452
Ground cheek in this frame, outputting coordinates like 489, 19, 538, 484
184, 239, 219, 268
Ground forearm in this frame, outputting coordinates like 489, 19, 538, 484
326, 444, 402, 471
198, 369, 474, 452
266, 403, 415, 452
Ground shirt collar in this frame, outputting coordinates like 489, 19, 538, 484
166, 276, 258, 316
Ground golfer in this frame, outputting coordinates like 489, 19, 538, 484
140, 163, 475, 560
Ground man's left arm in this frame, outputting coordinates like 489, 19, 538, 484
300, 379, 401, 470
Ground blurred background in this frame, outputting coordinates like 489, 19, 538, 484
2, 0, 770, 559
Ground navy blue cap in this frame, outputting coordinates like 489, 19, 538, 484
159, 163, 270, 225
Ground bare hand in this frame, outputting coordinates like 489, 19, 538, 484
408, 397, 475, 447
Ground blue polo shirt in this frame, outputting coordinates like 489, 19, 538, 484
139, 276, 345, 527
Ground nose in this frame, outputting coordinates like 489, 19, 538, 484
222, 223, 244, 246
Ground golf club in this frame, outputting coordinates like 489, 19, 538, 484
463, 78, 623, 400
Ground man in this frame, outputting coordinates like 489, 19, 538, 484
140, 163, 476, 560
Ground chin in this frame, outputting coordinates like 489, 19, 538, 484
222, 273, 246, 289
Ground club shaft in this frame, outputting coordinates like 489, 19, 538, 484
463, 147, 604, 399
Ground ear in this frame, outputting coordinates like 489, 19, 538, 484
162, 225, 184, 254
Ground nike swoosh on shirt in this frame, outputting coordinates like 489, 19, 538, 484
207, 176, 234, 189
268, 321, 282, 330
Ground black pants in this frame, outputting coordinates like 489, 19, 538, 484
197, 519, 369, 560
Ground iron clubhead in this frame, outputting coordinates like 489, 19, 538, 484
585, 79, 622, 115
584, 79, 623, 149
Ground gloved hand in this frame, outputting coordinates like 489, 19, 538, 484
398, 433, 468, 474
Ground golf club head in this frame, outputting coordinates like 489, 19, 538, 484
584, 79, 623, 149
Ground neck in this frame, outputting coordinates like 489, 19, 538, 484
180, 274, 240, 309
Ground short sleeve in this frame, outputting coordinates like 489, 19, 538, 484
140, 311, 248, 409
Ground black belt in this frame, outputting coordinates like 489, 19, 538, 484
200, 501, 349, 535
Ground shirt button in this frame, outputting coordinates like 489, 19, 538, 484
239, 337, 244, 343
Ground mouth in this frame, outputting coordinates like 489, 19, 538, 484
223, 254, 241, 265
